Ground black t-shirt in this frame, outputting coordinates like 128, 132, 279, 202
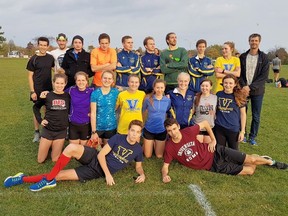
26, 54, 55, 95
44, 92, 70, 131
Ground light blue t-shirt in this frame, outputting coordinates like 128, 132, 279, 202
90, 88, 119, 131
143, 95, 171, 133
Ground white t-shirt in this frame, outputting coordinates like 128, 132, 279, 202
50, 48, 68, 71
246, 53, 258, 85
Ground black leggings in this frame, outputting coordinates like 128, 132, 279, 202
213, 124, 239, 150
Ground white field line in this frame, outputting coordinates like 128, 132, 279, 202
188, 184, 216, 216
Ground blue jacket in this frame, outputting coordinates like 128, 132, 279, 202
140, 51, 162, 91
188, 55, 214, 92
116, 50, 140, 87
168, 88, 195, 129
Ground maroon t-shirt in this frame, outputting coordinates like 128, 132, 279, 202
164, 125, 214, 170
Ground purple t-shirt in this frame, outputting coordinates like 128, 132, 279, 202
106, 134, 143, 174
65, 86, 94, 124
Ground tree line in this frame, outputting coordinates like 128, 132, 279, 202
1, 26, 287, 64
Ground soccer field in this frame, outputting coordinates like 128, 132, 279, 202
0, 58, 287, 216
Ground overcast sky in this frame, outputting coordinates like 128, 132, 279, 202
1, 0, 287, 53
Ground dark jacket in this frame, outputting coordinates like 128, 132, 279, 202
239, 49, 269, 96
61, 48, 93, 88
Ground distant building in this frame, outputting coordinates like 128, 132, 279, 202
8, 50, 20, 58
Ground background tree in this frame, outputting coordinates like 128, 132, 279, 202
206, 44, 222, 59
267, 47, 288, 65
0, 26, 6, 45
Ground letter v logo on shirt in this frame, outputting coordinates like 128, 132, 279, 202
126, 99, 139, 110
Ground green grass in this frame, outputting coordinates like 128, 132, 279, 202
0, 59, 288, 216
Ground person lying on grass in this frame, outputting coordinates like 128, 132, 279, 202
4, 120, 145, 191
161, 118, 287, 183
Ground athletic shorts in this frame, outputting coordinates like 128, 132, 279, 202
210, 145, 246, 175
41, 127, 67, 140
199, 130, 209, 136
69, 122, 91, 140
143, 128, 167, 141
273, 69, 280, 73
97, 129, 117, 139
74, 146, 105, 182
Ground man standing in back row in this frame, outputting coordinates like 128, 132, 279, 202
239, 33, 269, 146
160, 32, 188, 92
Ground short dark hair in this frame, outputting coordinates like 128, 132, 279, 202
37, 37, 50, 46
196, 39, 207, 47
164, 118, 179, 128
122, 35, 132, 44
128, 120, 143, 130
165, 32, 175, 45
98, 33, 110, 43
143, 36, 154, 46
249, 33, 261, 42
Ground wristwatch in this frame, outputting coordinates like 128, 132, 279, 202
91, 131, 97, 134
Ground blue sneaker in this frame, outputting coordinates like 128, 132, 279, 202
29, 177, 56, 192
4, 172, 24, 188
242, 136, 248, 143
249, 138, 257, 146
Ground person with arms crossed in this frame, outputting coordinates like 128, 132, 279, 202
27, 36, 55, 143
167, 72, 195, 129
239, 33, 269, 145
115, 35, 140, 90
90, 33, 117, 88
214, 41, 240, 93
50, 33, 68, 73
160, 32, 188, 92
161, 118, 288, 183
188, 39, 214, 93
4, 120, 146, 191
140, 36, 162, 93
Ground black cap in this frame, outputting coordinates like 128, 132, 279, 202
72, 35, 84, 44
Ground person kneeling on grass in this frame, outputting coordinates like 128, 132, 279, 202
4, 120, 145, 191
161, 118, 288, 183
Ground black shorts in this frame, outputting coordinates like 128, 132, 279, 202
143, 128, 167, 141
210, 145, 246, 175
41, 127, 67, 140
97, 129, 117, 139
199, 130, 209, 136
273, 69, 280, 73
69, 122, 91, 140
74, 146, 105, 182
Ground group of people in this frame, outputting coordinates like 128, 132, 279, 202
4, 32, 287, 192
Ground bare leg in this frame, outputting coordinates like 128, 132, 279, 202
79, 139, 88, 145
38, 137, 53, 163
143, 138, 154, 158
244, 154, 273, 166
56, 169, 79, 181
33, 115, 39, 130
154, 140, 166, 158
51, 138, 65, 162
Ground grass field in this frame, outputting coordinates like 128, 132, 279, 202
0, 58, 287, 216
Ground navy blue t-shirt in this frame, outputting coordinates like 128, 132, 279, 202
106, 134, 143, 174
215, 91, 241, 132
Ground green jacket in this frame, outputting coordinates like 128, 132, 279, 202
160, 47, 188, 84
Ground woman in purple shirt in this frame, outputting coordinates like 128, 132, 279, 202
66, 72, 94, 145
